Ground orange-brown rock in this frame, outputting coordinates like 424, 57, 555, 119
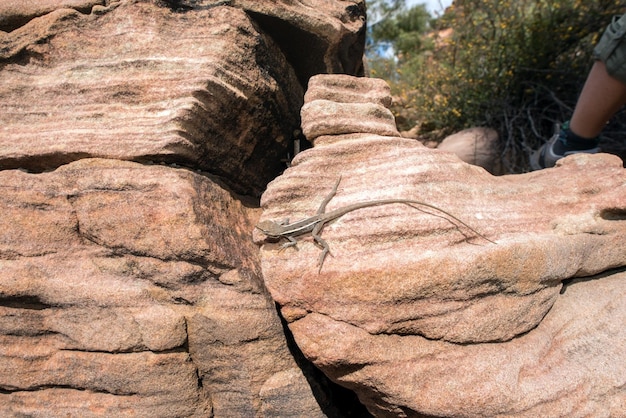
229, 0, 366, 83
0, 0, 301, 196
438, 127, 502, 174
0, 1, 368, 416
256, 74, 626, 417
0, 0, 365, 196
292, 273, 626, 417
0, 0, 105, 32
301, 74, 399, 142
0, 159, 327, 417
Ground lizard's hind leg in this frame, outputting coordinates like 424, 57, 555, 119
312, 224, 332, 272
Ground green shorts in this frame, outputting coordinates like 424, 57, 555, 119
594, 14, 626, 84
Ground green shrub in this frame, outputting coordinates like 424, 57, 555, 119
375, 0, 625, 172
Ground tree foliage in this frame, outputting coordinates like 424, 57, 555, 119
366, 1, 433, 84
368, 0, 626, 172
371, 4, 432, 56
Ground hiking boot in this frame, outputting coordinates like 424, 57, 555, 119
530, 124, 600, 170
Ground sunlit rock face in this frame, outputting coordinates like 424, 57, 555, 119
257, 74, 626, 417
0, 0, 366, 196
0, 1, 367, 416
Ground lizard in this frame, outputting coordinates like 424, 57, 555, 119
256, 176, 495, 272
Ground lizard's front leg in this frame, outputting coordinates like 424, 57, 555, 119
280, 236, 299, 249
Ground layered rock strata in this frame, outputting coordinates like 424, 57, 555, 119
0, 0, 365, 196
0, 1, 368, 416
0, 159, 325, 417
256, 74, 626, 417
0, 0, 301, 196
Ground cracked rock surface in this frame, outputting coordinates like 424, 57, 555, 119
0, 159, 317, 416
256, 74, 626, 417
0, 1, 368, 416
0, 0, 364, 196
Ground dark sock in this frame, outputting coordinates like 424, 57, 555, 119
557, 122, 600, 153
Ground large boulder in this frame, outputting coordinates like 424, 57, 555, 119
0, 0, 365, 196
0, 1, 367, 416
256, 74, 626, 417
0, 159, 325, 417
0, 0, 302, 196
437, 127, 502, 175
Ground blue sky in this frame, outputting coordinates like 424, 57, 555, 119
406, 0, 453, 16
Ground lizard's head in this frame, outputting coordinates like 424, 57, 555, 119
255, 220, 282, 239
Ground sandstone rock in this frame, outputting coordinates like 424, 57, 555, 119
0, 1, 303, 196
0, 159, 323, 417
1, 0, 370, 415
0, 0, 365, 196
256, 74, 626, 416
301, 99, 400, 142
0, 0, 105, 32
230, 0, 366, 83
438, 127, 502, 174
259, 368, 326, 417
301, 74, 399, 142
304, 74, 392, 107
292, 272, 626, 417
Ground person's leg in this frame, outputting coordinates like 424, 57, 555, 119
569, 60, 626, 140
530, 14, 626, 170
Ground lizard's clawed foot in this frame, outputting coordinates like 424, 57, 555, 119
278, 236, 299, 253
317, 248, 332, 273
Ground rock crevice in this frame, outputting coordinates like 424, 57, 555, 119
0, 0, 370, 416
